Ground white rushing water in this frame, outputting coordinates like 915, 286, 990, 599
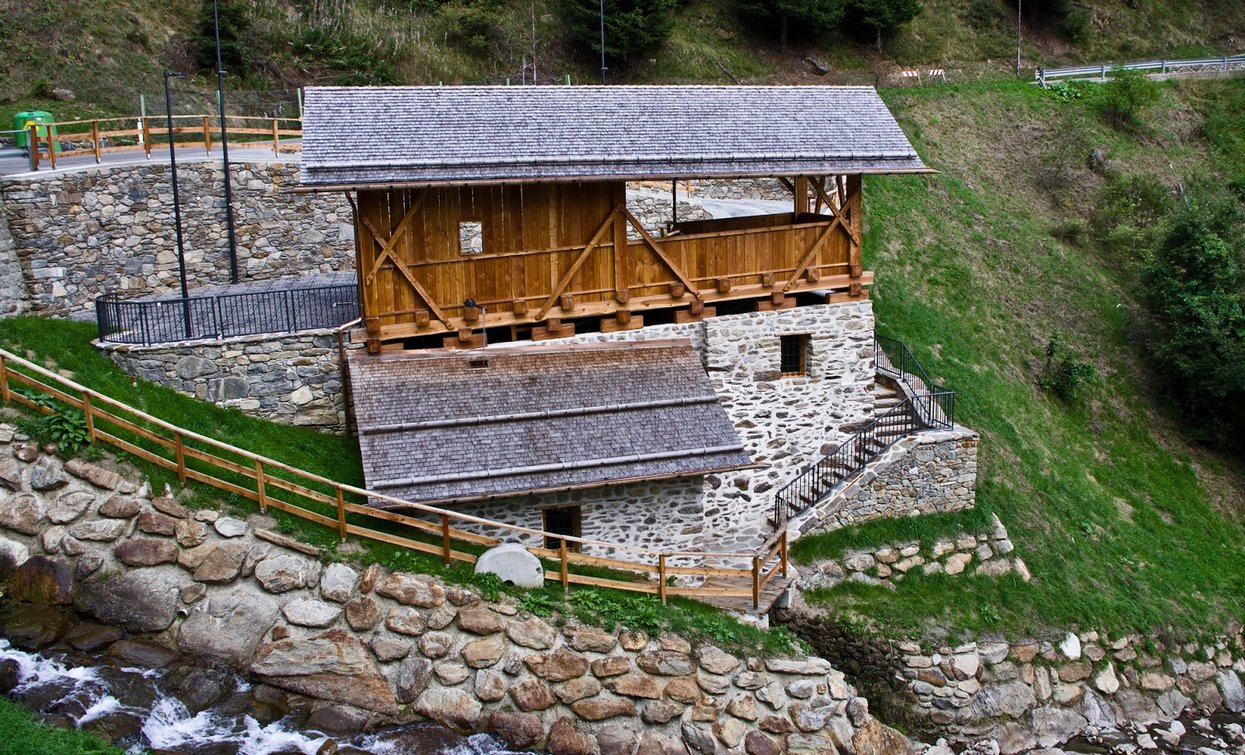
0, 639, 517, 755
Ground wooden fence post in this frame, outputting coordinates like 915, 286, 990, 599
0, 353, 10, 405
92, 121, 101, 163
203, 116, 212, 155
752, 555, 761, 609
174, 432, 186, 484
82, 393, 96, 442
658, 554, 667, 605
46, 129, 56, 169
142, 117, 152, 159
440, 513, 452, 566
780, 529, 788, 578
272, 118, 279, 155
336, 487, 347, 543
559, 539, 569, 590
256, 460, 267, 513
28, 126, 39, 171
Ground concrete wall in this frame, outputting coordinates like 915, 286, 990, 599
0, 160, 354, 317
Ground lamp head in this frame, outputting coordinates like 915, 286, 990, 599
464, 298, 478, 310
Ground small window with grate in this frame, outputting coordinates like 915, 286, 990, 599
543, 505, 582, 552
780, 334, 809, 377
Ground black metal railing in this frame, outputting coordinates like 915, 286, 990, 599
771, 336, 957, 526
96, 283, 360, 345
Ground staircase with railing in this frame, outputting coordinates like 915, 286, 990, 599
772, 335, 955, 528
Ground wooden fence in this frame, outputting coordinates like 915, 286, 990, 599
0, 347, 787, 609
24, 114, 302, 171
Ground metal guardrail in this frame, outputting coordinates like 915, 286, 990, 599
95, 283, 360, 345
772, 335, 955, 527
1037, 54, 1245, 85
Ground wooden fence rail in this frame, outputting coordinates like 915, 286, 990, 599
26, 114, 303, 171
0, 347, 786, 608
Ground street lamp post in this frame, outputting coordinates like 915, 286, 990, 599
599, 0, 607, 84
163, 71, 192, 340
1016, 0, 1023, 77
214, 0, 241, 284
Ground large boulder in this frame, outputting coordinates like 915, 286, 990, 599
254, 553, 319, 593
74, 568, 182, 633
178, 587, 280, 668
375, 571, 446, 607
251, 629, 398, 715
0, 494, 46, 535
7, 556, 74, 605
414, 688, 483, 731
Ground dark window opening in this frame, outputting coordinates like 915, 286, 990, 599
543, 506, 582, 551
780, 334, 809, 376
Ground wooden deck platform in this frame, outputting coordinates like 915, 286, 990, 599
693, 575, 793, 615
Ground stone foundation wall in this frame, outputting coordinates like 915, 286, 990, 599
794, 429, 979, 539
98, 328, 361, 431
436, 479, 707, 563
0, 195, 26, 316
0, 160, 354, 317
0, 427, 901, 754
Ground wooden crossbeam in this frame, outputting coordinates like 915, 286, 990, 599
353, 199, 447, 325
536, 205, 621, 320
622, 208, 702, 302
809, 178, 841, 217
783, 223, 836, 292
362, 191, 427, 287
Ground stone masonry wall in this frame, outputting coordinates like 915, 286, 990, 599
0, 194, 27, 316
0, 425, 907, 755
625, 187, 711, 238
0, 160, 354, 317
439, 479, 706, 564
793, 429, 979, 539
691, 179, 791, 202
98, 328, 362, 432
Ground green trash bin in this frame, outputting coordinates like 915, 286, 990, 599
12, 111, 58, 152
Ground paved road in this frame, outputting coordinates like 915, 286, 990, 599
0, 143, 298, 178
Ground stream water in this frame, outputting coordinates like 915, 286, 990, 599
0, 639, 521, 754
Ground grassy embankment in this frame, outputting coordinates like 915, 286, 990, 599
794, 77, 1245, 641
0, 696, 123, 755
0, 318, 799, 657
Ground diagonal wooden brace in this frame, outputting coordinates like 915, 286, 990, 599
536, 205, 621, 321
622, 207, 702, 302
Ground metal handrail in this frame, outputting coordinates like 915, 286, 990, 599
95, 283, 359, 345
1037, 54, 1245, 85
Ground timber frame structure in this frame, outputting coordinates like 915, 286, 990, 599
298, 85, 931, 352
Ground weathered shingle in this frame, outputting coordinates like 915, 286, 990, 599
300, 85, 928, 186
349, 340, 752, 504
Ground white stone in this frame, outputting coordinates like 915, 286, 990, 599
474, 543, 544, 589
1060, 632, 1082, 660
213, 516, 247, 538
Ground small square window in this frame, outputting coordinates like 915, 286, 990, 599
459, 221, 483, 255
780, 334, 809, 377
543, 505, 582, 552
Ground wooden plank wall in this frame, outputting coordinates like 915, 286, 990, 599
355, 176, 864, 345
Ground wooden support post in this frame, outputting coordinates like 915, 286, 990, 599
272, 118, 279, 155
794, 176, 810, 215
336, 488, 348, 543
256, 460, 268, 513
203, 116, 212, 155
780, 530, 788, 578
82, 393, 96, 442
0, 353, 10, 405
46, 129, 56, 169
559, 538, 570, 590
752, 556, 761, 609
92, 121, 101, 163
441, 513, 452, 566
658, 554, 668, 605
175, 433, 187, 484
28, 126, 39, 171
847, 174, 863, 278
142, 117, 152, 159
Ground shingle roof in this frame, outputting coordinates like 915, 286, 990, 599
348, 340, 753, 505
300, 85, 928, 187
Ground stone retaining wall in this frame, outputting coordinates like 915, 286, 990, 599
692, 179, 791, 203
797, 513, 1030, 592
0, 160, 355, 317
97, 328, 361, 432
793, 428, 979, 540
0, 195, 26, 316
0, 426, 910, 754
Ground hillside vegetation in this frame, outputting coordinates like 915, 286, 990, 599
2, 0, 1244, 127
796, 76, 1245, 640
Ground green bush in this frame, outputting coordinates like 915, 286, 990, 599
16, 392, 91, 454
1140, 185, 1245, 446
1061, 4, 1093, 43
1038, 336, 1098, 401
1092, 173, 1173, 257
1099, 68, 1161, 130
293, 27, 400, 85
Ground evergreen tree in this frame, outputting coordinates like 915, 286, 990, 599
844, 0, 922, 51
737, 0, 846, 51
193, 0, 252, 76
562, 0, 678, 64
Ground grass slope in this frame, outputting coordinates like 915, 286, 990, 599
0, 696, 124, 755
796, 78, 1245, 640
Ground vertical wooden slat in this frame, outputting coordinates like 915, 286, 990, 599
256, 460, 268, 513
440, 513, 452, 566
658, 554, 668, 605
92, 121, 101, 163
174, 432, 186, 484
336, 487, 347, 543
82, 393, 96, 442
559, 538, 569, 590
752, 556, 761, 609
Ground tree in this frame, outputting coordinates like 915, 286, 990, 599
844, 0, 922, 51
192, 0, 252, 77
1140, 186, 1245, 447
737, 0, 846, 51
562, 0, 678, 64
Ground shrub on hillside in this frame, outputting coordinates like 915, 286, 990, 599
1140, 186, 1245, 446
562, 0, 678, 63
192, 0, 257, 77
1099, 68, 1161, 130
1039, 336, 1097, 401
1092, 173, 1173, 258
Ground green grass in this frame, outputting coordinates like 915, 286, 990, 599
0, 697, 125, 755
791, 507, 996, 564
797, 78, 1245, 641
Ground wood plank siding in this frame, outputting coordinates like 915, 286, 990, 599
355, 175, 865, 347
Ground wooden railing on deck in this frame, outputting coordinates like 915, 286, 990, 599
25, 114, 302, 171
0, 347, 786, 609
